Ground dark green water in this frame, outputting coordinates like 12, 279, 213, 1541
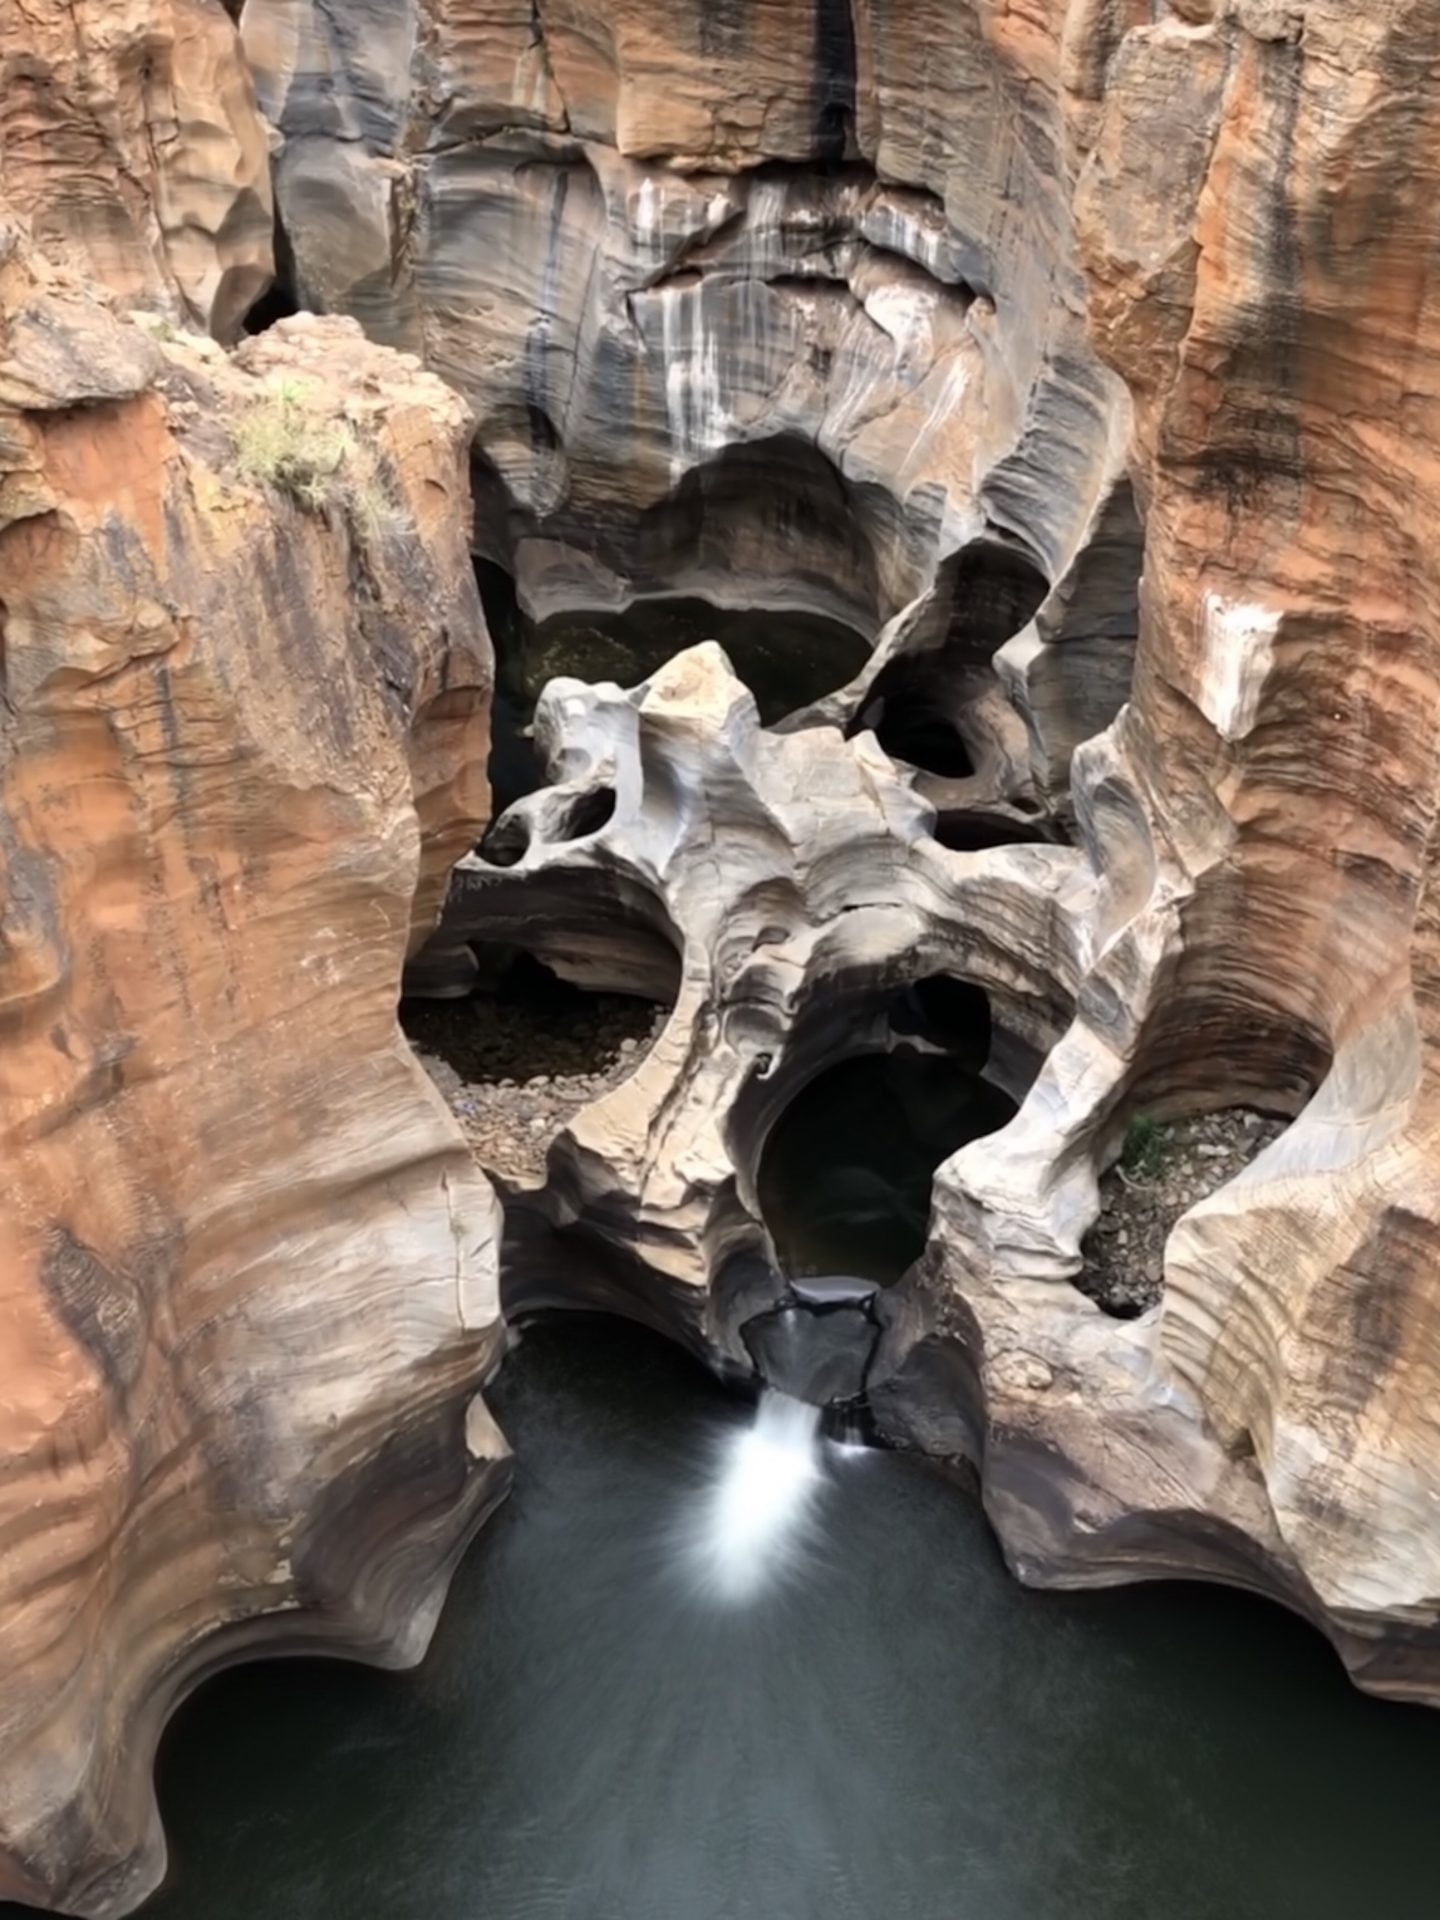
758, 1051, 1017, 1282
29, 1316, 1440, 1920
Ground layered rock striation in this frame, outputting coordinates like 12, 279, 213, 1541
8, 0, 1440, 1908
0, 0, 274, 338
0, 227, 506, 1915
241, 0, 1141, 815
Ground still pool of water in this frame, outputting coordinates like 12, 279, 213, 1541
21, 1315, 1440, 1920
758, 1051, 1017, 1283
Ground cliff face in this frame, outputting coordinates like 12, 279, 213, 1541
0, 226, 506, 1915
240, 0, 1440, 1699
241, 0, 1139, 808
0, 0, 274, 337
981, 0, 1440, 1647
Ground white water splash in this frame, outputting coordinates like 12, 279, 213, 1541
686, 1392, 823, 1604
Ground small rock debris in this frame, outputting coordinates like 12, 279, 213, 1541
402, 981, 667, 1185
1076, 1107, 1287, 1319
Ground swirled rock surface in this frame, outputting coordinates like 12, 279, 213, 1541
0, 234, 506, 1915
240, 0, 1141, 809
10, 0, 1440, 1907
873, 0, 1440, 1699
372, 0, 1440, 1704
442, 641, 1084, 1352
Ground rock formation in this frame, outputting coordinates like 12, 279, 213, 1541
9, 0, 1440, 1907
1, 0, 274, 338
445, 641, 1081, 1362
284, 0, 1440, 1706
240, 0, 1140, 810
0, 225, 506, 1915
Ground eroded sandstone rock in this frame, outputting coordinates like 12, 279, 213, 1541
240, 0, 1140, 815
436, 641, 1085, 1358
8, 2, 1440, 1912
0, 242, 504, 1913
378, 0, 1440, 1702
0, 0, 274, 337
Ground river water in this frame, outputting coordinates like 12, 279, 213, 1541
31, 1315, 1440, 1920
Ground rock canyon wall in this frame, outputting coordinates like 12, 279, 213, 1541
7, 0, 1440, 1910
0, 221, 506, 1912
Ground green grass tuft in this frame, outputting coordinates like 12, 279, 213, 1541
234, 384, 354, 514
1120, 1113, 1172, 1182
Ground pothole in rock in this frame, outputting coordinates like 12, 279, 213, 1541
400, 956, 668, 1186
1077, 1109, 1287, 1319
933, 810, 1059, 852
850, 540, 1048, 781
757, 981, 1018, 1287
476, 563, 872, 808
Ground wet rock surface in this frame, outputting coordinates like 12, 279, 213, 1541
403, 965, 668, 1185
1077, 1111, 1287, 1318
741, 1302, 879, 1407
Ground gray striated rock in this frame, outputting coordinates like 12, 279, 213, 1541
437, 642, 1087, 1368
240, 0, 1138, 813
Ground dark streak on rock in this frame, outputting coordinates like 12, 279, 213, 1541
40, 1229, 148, 1397
813, 0, 857, 159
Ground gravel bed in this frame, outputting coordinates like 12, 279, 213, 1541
1077, 1108, 1286, 1317
401, 973, 667, 1185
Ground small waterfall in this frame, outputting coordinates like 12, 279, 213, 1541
685, 1391, 823, 1604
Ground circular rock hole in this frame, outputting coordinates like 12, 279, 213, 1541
558, 787, 617, 842
757, 979, 1017, 1286
400, 953, 671, 1185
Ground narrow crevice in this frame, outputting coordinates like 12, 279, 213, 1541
933, 812, 1057, 852
243, 197, 302, 335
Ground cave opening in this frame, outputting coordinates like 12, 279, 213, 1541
933, 810, 1058, 852
470, 430, 886, 809
1076, 1017, 1335, 1320
1076, 1107, 1291, 1321
241, 199, 301, 336
475, 558, 874, 811
755, 976, 1019, 1287
855, 540, 1048, 780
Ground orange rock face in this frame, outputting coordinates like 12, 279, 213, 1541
11, 0, 1440, 1908
0, 235, 505, 1914
0, 0, 274, 337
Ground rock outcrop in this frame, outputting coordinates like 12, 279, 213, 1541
444, 641, 1081, 1360
240, 0, 1140, 815
0, 0, 274, 337
0, 228, 505, 1915
10, 0, 1440, 1906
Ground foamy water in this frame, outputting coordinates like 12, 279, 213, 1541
685, 1391, 823, 1603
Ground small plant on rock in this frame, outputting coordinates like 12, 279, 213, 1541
234, 380, 353, 513
1120, 1113, 1171, 1183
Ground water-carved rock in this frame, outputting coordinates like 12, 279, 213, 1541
437, 641, 1082, 1361
0, 242, 506, 1914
